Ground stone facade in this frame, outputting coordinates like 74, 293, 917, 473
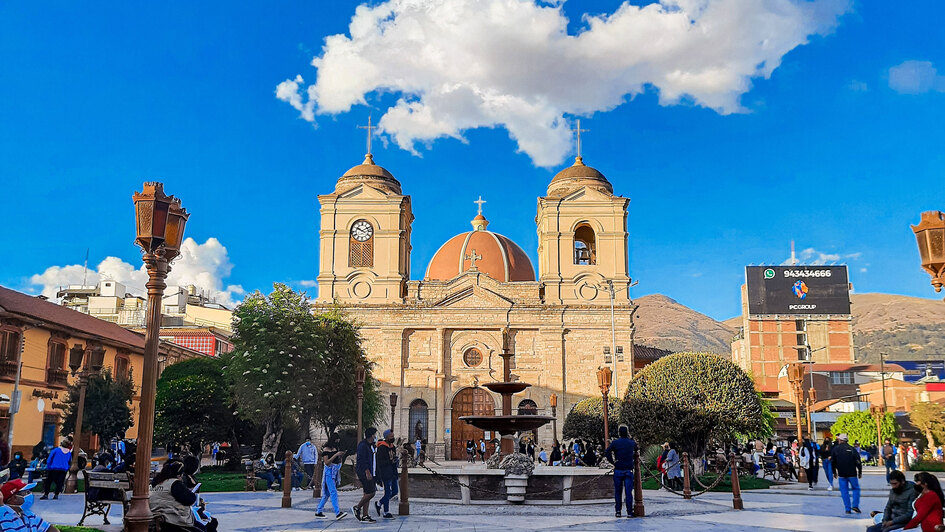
316, 155, 635, 460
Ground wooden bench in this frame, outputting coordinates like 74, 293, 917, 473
243, 459, 257, 491
78, 470, 132, 526
761, 456, 782, 481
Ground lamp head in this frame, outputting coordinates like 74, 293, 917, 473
68, 344, 85, 375
133, 182, 189, 260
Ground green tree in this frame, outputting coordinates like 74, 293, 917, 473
910, 402, 945, 448
619, 352, 766, 458
155, 357, 233, 453
62, 369, 135, 444
830, 411, 898, 447
562, 396, 622, 445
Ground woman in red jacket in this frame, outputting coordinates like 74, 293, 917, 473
905, 472, 945, 532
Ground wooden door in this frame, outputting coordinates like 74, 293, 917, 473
450, 387, 494, 460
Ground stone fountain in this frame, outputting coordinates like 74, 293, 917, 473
459, 329, 554, 501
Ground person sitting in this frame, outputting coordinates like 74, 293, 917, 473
550, 444, 562, 466
7, 453, 27, 480
904, 472, 944, 531
775, 447, 797, 481
0, 478, 60, 532
86, 454, 122, 503
254, 454, 282, 491
868, 470, 918, 532
150, 460, 217, 532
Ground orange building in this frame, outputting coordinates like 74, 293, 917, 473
0, 285, 203, 455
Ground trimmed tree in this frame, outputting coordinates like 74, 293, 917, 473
619, 352, 766, 458
562, 396, 622, 445
155, 357, 233, 453
830, 411, 898, 447
62, 369, 135, 444
910, 402, 945, 448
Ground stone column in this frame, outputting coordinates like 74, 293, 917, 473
434, 373, 446, 461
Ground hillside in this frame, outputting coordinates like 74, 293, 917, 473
851, 293, 945, 361
633, 294, 735, 355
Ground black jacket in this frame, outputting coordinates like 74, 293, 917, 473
830, 442, 862, 478
375, 440, 397, 480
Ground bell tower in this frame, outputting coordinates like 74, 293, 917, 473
316, 152, 413, 304
535, 155, 630, 304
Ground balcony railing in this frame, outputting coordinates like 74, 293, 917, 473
0, 359, 17, 379
46, 368, 69, 387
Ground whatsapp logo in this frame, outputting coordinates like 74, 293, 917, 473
764, 269, 775, 279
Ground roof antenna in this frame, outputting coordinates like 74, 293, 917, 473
83, 248, 89, 285
790, 240, 797, 266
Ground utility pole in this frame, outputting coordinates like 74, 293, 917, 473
6, 326, 29, 448
880, 352, 888, 413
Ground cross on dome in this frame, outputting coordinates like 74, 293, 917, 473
474, 196, 486, 215
571, 119, 590, 160
357, 115, 378, 157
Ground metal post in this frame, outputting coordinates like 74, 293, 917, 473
64, 373, 89, 494
608, 281, 617, 398
632, 448, 644, 517
282, 451, 292, 508
731, 455, 744, 510
682, 452, 691, 499
6, 328, 28, 450
601, 393, 610, 444
881, 352, 888, 413
124, 253, 168, 532
312, 460, 322, 498
399, 447, 410, 516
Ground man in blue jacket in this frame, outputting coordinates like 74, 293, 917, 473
352, 428, 378, 522
295, 436, 318, 488
40, 440, 71, 500
605, 424, 638, 518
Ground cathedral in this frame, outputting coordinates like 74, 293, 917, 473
315, 150, 635, 460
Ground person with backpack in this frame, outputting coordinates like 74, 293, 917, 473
373, 430, 399, 520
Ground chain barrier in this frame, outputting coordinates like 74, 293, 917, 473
637, 457, 727, 498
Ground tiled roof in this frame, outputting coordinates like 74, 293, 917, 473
808, 363, 906, 373
0, 285, 146, 350
634, 344, 673, 361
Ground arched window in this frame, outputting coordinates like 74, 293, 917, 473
348, 219, 375, 268
517, 399, 538, 415
408, 399, 429, 443
574, 224, 596, 265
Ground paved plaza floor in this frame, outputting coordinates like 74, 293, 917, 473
30, 466, 932, 531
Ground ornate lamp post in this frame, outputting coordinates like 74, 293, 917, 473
64, 344, 105, 493
356, 363, 366, 440
549, 393, 558, 444
912, 211, 945, 298
597, 366, 612, 444
786, 363, 808, 484
125, 182, 189, 532
389, 392, 398, 432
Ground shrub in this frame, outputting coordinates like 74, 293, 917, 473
562, 396, 622, 445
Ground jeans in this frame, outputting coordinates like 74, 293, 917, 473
291, 471, 304, 488
822, 460, 833, 487
258, 471, 281, 490
613, 469, 634, 515
303, 463, 315, 487
379, 475, 399, 513
838, 476, 860, 512
885, 458, 897, 482
316, 464, 341, 514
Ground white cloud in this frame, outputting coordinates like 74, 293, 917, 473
278, 0, 850, 166
781, 247, 861, 266
298, 280, 318, 288
29, 237, 245, 307
888, 60, 945, 94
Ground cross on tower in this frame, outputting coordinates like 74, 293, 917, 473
474, 196, 486, 216
357, 115, 378, 156
465, 249, 482, 269
571, 118, 590, 159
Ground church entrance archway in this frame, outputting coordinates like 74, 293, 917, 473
450, 387, 494, 460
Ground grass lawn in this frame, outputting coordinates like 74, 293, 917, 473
642, 474, 774, 492
911, 461, 945, 472
196, 465, 356, 492
58, 527, 104, 532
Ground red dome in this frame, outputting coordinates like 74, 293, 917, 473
425, 218, 535, 282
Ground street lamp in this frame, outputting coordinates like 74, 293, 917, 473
389, 392, 398, 432
786, 363, 809, 484
600, 279, 638, 396
912, 210, 945, 298
549, 393, 558, 444
597, 366, 612, 444
64, 344, 105, 493
125, 182, 189, 532
356, 363, 366, 440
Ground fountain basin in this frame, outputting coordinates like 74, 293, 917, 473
482, 382, 531, 395
459, 415, 555, 435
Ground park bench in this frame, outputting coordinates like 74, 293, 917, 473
761, 456, 782, 481
78, 470, 132, 526
243, 459, 257, 491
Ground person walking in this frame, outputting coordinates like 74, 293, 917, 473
882, 439, 898, 483
604, 425, 637, 519
352, 428, 378, 523
479, 438, 486, 463
820, 437, 834, 491
40, 440, 71, 500
800, 438, 819, 490
373, 430, 399, 520
664, 442, 682, 491
414, 438, 422, 462
314, 435, 347, 521
466, 440, 475, 463
296, 436, 318, 489
831, 433, 863, 515
904, 472, 945, 531
867, 470, 918, 532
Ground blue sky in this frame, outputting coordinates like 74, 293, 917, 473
1, 0, 943, 320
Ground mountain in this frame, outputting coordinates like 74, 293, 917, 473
633, 294, 735, 355
851, 293, 945, 362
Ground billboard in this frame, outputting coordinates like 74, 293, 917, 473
746, 266, 851, 315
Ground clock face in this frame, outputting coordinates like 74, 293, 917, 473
351, 220, 374, 242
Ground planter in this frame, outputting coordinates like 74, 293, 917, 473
504, 473, 528, 503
